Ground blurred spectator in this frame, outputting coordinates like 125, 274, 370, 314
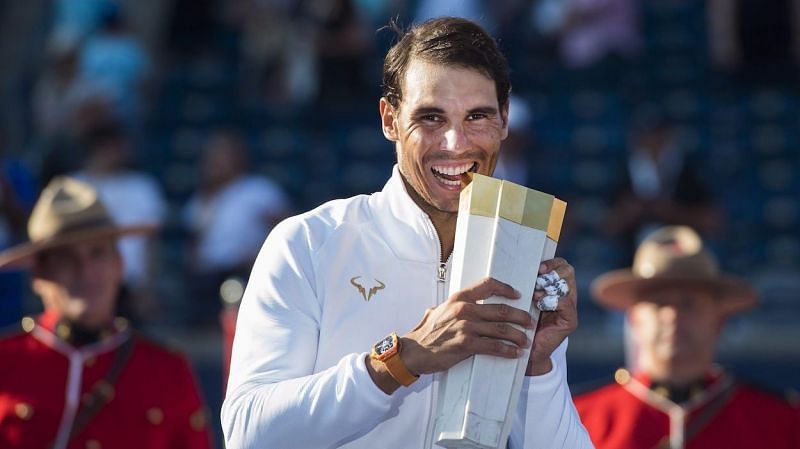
228, 0, 373, 108
532, 0, 641, 68
316, 0, 374, 103
708, 0, 800, 75
603, 108, 722, 262
72, 122, 167, 324
0, 144, 38, 327
227, 0, 318, 108
52, 0, 117, 41
183, 128, 291, 325
493, 94, 534, 186
79, 6, 151, 129
32, 32, 113, 144
575, 226, 800, 449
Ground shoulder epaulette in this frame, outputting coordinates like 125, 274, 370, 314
735, 375, 797, 405
0, 316, 34, 339
572, 368, 628, 396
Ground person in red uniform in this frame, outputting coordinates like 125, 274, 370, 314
574, 225, 800, 449
0, 176, 213, 449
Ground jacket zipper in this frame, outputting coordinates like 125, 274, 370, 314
424, 217, 449, 449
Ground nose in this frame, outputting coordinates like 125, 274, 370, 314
658, 305, 679, 324
441, 123, 468, 152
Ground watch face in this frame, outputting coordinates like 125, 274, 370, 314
375, 335, 395, 356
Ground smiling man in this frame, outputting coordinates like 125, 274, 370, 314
222, 17, 592, 449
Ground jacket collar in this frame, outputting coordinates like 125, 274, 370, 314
369, 166, 443, 264
31, 309, 131, 355
622, 367, 733, 411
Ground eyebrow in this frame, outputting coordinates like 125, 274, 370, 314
410, 106, 445, 117
410, 106, 500, 117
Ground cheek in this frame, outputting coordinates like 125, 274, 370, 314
630, 310, 659, 341
466, 121, 505, 143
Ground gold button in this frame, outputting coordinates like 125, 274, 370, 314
614, 368, 631, 385
86, 439, 101, 449
190, 408, 207, 431
56, 323, 71, 340
114, 317, 129, 331
95, 381, 115, 402
147, 407, 164, 425
85, 356, 96, 367
15, 402, 33, 420
653, 386, 670, 398
21, 317, 35, 333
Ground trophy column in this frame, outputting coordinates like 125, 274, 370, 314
435, 174, 566, 449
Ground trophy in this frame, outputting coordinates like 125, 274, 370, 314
434, 174, 566, 449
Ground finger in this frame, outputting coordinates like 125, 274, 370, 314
466, 321, 530, 349
541, 260, 576, 289
471, 303, 534, 329
471, 336, 525, 359
538, 257, 568, 274
536, 295, 560, 312
452, 277, 520, 304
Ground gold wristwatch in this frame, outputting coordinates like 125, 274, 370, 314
370, 332, 419, 387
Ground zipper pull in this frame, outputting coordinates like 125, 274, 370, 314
437, 263, 447, 282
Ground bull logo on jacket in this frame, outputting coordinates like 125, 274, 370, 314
350, 276, 386, 302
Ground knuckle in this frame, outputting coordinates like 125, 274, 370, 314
497, 304, 511, 319
495, 322, 508, 335
451, 302, 466, 317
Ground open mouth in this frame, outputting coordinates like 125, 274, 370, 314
431, 162, 477, 187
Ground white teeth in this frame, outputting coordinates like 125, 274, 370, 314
440, 178, 460, 186
432, 162, 475, 177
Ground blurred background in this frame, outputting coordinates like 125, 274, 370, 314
1, 0, 798, 446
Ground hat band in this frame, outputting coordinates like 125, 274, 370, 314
32, 216, 118, 243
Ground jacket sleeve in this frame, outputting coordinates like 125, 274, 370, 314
168, 355, 215, 449
508, 339, 594, 449
220, 218, 396, 449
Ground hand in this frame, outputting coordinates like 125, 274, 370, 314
402, 277, 534, 376
527, 257, 578, 376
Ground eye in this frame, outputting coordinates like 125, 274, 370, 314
467, 113, 488, 121
420, 114, 443, 123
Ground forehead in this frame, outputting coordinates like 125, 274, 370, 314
400, 59, 498, 110
39, 238, 118, 259
636, 286, 717, 306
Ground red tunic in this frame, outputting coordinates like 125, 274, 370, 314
573, 368, 800, 449
0, 311, 213, 449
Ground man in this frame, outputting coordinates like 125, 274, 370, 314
0, 177, 212, 449
183, 128, 291, 326
222, 17, 591, 449
574, 225, 800, 449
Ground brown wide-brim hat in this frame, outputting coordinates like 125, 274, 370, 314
0, 176, 156, 269
591, 226, 757, 316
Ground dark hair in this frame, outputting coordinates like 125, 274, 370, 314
382, 17, 511, 110
82, 122, 127, 150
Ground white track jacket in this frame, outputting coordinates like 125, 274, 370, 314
222, 166, 592, 449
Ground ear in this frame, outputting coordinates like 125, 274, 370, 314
499, 101, 509, 140
379, 98, 399, 142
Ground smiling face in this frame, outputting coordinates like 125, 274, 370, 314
380, 59, 508, 216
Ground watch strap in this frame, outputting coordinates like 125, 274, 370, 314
372, 332, 419, 387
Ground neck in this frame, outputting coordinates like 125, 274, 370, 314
399, 175, 458, 262
643, 361, 709, 388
